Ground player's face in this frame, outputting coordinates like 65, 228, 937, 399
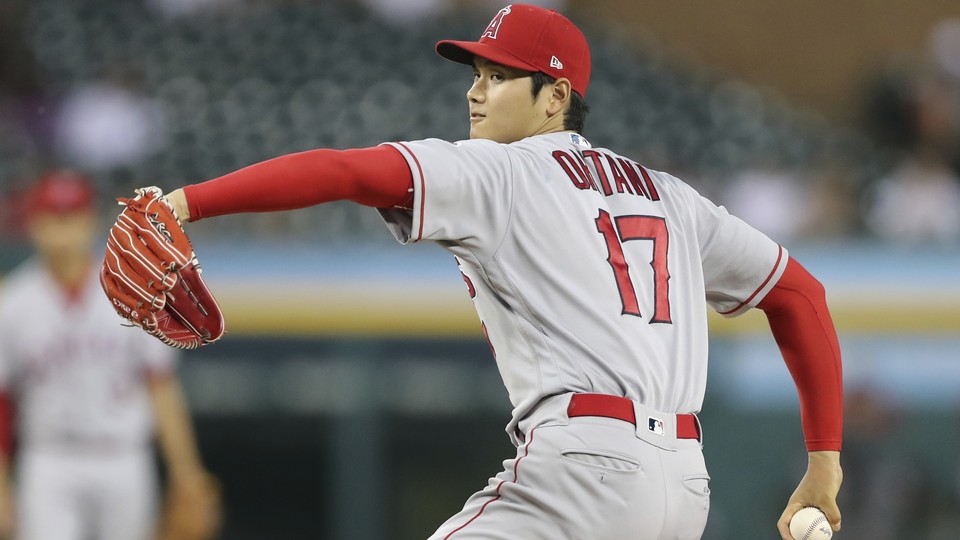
28, 209, 97, 264
467, 58, 555, 143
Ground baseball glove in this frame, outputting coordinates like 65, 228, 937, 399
100, 187, 225, 349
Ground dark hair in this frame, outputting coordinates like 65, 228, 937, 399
531, 71, 589, 134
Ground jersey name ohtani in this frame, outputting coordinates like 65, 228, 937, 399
552, 149, 661, 201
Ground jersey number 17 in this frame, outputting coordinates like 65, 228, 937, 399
595, 209, 672, 324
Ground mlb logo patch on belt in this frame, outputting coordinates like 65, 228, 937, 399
648, 416, 665, 436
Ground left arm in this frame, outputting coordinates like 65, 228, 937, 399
148, 373, 221, 540
0, 393, 15, 540
165, 145, 414, 223
149, 373, 207, 482
756, 256, 843, 538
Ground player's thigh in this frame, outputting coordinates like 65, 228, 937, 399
15, 452, 84, 540
661, 440, 711, 540
93, 453, 158, 540
546, 419, 668, 539
431, 419, 665, 540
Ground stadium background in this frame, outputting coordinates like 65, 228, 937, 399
1, 0, 959, 538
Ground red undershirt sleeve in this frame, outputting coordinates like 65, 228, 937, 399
757, 256, 843, 452
182, 145, 413, 221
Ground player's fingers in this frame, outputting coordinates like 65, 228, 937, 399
117, 208, 192, 270
99, 264, 159, 330
104, 239, 160, 307
117, 209, 190, 269
121, 193, 193, 267
103, 241, 166, 311
777, 503, 802, 540
777, 517, 791, 539
108, 225, 177, 290
821, 502, 842, 531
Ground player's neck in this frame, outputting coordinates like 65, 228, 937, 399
528, 113, 568, 139
45, 252, 92, 292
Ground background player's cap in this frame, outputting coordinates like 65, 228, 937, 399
29, 170, 96, 215
436, 4, 591, 97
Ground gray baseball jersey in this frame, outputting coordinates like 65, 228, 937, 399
380, 132, 786, 440
0, 258, 174, 540
0, 259, 175, 451
379, 131, 787, 539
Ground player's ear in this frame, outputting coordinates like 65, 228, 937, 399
546, 78, 571, 117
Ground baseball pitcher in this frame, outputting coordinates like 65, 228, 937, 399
99, 4, 843, 539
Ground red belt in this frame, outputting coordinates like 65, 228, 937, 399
567, 393, 701, 440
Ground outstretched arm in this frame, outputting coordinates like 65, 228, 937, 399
102, 146, 414, 348
757, 256, 843, 539
165, 145, 413, 222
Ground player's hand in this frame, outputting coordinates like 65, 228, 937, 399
777, 450, 842, 539
155, 469, 222, 540
0, 482, 15, 540
100, 186, 224, 349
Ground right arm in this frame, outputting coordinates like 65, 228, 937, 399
690, 185, 842, 538
758, 257, 843, 539
0, 392, 15, 540
165, 146, 414, 222
0, 308, 16, 540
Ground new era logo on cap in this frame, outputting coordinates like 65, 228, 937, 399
550, 55, 563, 70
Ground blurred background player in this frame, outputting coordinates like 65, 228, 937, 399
0, 171, 220, 540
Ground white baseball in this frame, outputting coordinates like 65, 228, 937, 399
789, 507, 833, 540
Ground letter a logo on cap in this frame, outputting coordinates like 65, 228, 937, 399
481, 5, 511, 40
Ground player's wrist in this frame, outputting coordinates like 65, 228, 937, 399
166, 188, 191, 222
807, 450, 841, 467
801, 451, 843, 501
806, 451, 842, 484
167, 461, 207, 483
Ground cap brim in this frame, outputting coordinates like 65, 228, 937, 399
436, 40, 540, 73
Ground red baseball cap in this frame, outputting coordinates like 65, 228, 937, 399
28, 170, 96, 215
436, 4, 591, 97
